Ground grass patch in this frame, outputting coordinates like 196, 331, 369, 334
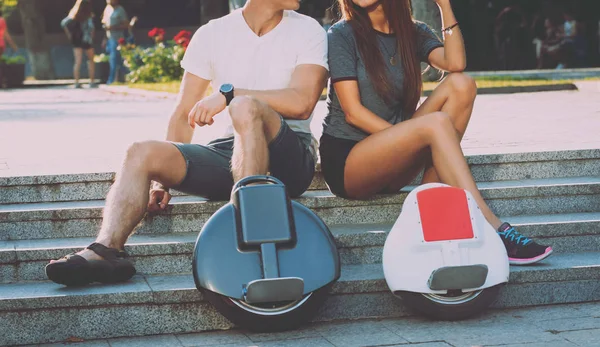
126, 81, 182, 94
424, 79, 578, 91
126, 77, 597, 95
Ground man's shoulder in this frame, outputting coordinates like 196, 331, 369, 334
203, 9, 241, 30
285, 10, 324, 32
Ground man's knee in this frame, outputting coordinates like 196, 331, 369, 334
447, 73, 477, 99
229, 96, 263, 129
124, 141, 154, 169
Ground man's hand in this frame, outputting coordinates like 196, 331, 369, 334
187, 92, 227, 128
148, 183, 172, 213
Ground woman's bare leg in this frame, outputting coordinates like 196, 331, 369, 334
73, 48, 83, 85
344, 75, 502, 229
379, 73, 477, 193
85, 48, 95, 84
415, 73, 477, 184
345, 112, 479, 200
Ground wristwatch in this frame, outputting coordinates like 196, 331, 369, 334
220, 83, 235, 106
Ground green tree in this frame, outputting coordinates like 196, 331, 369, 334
18, 0, 55, 79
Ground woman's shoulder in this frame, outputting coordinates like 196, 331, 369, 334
413, 20, 432, 32
329, 20, 353, 35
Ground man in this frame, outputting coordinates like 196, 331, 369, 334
46, 0, 328, 286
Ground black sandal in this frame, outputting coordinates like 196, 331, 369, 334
45, 243, 136, 286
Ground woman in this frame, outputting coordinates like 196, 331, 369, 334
101, 0, 130, 84
320, 0, 553, 265
61, 0, 96, 88
0, 8, 18, 57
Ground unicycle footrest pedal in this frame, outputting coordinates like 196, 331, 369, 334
244, 277, 304, 304
428, 264, 488, 291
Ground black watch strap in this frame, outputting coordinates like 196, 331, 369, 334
220, 84, 235, 106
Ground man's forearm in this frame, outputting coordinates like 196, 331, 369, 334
166, 108, 194, 143
235, 88, 314, 120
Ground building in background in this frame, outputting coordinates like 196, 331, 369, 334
1, 0, 598, 79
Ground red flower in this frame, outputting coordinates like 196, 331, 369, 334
174, 30, 192, 49
118, 38, 126, 45
148, 27, 165, 39
174, 30, 191, 43
179, 37, 190, 49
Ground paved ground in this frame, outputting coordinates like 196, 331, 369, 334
1, 82, 599, 178
24, 302, 600, 347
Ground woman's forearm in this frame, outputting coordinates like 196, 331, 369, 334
345, 104, 393, 135
437, 1, 466, 71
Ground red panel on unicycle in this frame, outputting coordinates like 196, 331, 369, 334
416, 187, 474, 242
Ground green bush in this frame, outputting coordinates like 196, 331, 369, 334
120, 28, 190, 84
94, 54, 109, 63
0, 55, 26, 64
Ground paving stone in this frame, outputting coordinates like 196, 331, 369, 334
176, 330, 253, 346
534, 317, 600, 333
386, 316, 558, 346
559, 329, 600, 346
254, 337, 335, 347
481, 303, 597, 322
36, 340, 110, 347
483, 340, 577, 347
108, 334, 182, 347
244, 325, 321, 343
39, 340, 111, 347
315, 319, 407, 347
570, 303, 600, 317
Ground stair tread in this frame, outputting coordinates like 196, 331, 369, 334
1, 212, 599, 260
2, 148, 598, 187
2, 176, 599, 214
1, 251, 599, 311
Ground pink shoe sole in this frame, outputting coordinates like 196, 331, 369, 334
509, 247, 553, 265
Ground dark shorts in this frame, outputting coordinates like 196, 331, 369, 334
72, 40, 92, 50
172, 119, 315, 200
319, 133, 358, 199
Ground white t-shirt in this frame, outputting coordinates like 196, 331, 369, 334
180, 9, 328, 138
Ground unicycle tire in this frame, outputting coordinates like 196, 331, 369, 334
203, 286, 331, 332
396, 285, 503, 321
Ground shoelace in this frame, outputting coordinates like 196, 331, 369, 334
498, 227, 532, 246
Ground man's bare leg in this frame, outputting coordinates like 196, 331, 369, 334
229, 96, 285, 181
52, 141, 187, 262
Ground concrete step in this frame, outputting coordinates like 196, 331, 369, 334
2, 149, 599, 205
1, 176, 599, 242
1, 252, 599, 346
2, 212, 599, 283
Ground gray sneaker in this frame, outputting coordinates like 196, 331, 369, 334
74, 83, 82, 89
89, 82, 98, 88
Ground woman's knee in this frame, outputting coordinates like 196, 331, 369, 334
422, 111, 454, 139
229, 96, 263, 129
446, 73, 477, 99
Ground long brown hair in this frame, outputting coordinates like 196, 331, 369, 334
337, 0, 421, 113
69, 0, 93, 22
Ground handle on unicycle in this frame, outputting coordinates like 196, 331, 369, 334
232, 175, 285, 191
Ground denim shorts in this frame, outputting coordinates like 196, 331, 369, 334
171, 119, 315, 200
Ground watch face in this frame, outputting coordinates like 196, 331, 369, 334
220, 83, 234, 93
